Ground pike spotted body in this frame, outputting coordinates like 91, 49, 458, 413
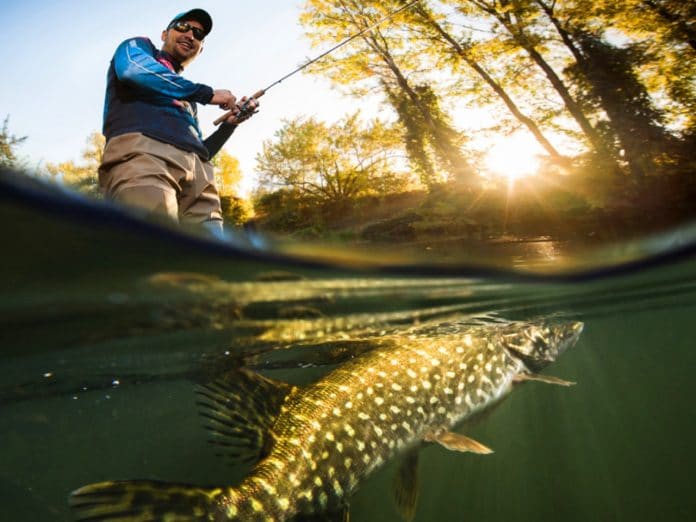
70, 320, 583, 521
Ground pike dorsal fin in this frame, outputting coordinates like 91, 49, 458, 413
196, 369, 299, 464
392, 449, 420, 521
424, 430, 494, 454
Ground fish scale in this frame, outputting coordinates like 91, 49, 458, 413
69, 320, 583, 521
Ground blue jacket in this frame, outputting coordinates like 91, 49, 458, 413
103, 37, 215, 159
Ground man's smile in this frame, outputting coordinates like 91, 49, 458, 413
176, 39, 195, 52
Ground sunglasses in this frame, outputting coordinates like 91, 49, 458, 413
168, 21, 206, 41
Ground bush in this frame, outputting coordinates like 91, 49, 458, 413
220, 195, 252, 226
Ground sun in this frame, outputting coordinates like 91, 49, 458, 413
483, 132, 543, 185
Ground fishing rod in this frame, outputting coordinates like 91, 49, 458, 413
214, 0, 422, 125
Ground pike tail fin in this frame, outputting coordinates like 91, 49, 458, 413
69, 479, 232, 521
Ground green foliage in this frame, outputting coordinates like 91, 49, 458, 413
220, 195, 252, 226
581, 0, 696, 134
565, 33, 677, 178
0, 115, 27, 169
256, 113, 413, 209
301, 0, 477, 187
253, 189, 325, 234
385, 82, 473, 188
313, 0, 693, 165
301, 0, 692, 184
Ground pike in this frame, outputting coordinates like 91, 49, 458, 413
214, 0, 423, 126
70, 320, 583, 521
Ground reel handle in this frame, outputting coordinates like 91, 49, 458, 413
213, 89, 266, 126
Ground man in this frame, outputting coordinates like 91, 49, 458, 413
99, 8, 258, 238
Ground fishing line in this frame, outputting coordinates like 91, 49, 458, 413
214, 0, 422, 125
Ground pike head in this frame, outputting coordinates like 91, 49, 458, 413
500, 320, 583, 372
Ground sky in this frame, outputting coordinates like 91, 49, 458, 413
2, 0, 547, 194
2, 0, 374, 193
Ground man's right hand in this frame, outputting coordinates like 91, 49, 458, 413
222, 97, 260, 125
210, 90, 238, 111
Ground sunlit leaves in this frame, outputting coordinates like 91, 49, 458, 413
211, 150, 242, 197
256, 113, 413, 205
45, 132, 105, 198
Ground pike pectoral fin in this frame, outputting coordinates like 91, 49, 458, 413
424, 430, 494, 454
195, 369, 299, 464
514, 372, 576, 387
393, 450, 420, 521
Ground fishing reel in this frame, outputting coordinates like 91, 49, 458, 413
230, 98, 259, 125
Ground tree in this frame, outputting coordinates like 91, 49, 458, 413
301, 0, 477, 188
295, 0, 693, 221
211, 149, 243, 197
558, 0, 696, 137
45, 132, 105, 197
0, 115, 27, 169
640, 0, 696, 51
256, 114, 411, 207
385, 82, 473, 187
401, 0, 567, 162
566, 33, 676, 179
530, 0, 680, 180
455, 0, 610, 155
210, 150, 251, 225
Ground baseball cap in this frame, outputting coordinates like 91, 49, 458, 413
169, 9, 213, 37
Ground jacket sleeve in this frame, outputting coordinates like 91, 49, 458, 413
203, 123, 237, 159
112, 38, 214, 104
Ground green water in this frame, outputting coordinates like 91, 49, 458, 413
1, 177, 695, 521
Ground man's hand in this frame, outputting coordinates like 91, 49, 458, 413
223, 97, 260, 125
210, 89, 238, 111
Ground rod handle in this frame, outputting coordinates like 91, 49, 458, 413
213, 89, 266, 126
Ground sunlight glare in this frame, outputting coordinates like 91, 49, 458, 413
483, 133, 542, 184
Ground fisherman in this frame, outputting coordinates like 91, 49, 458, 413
98, 8, 258, 238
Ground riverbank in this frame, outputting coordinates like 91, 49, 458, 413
250, 178, 695, 248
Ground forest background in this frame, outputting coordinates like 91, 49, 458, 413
2, 0, 694, 245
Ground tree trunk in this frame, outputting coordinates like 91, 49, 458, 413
414, 2, 567, 162
534, 0, 674, 180
532, 0, 585, 64
337, 0, 477, 186
467, 0, 609, 155
383, 81, 440, 186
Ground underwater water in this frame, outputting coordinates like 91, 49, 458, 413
1, 171, 695, 521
